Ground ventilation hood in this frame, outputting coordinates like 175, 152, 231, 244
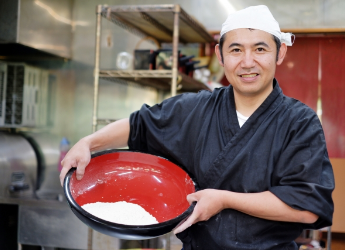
0, 0, 76, 60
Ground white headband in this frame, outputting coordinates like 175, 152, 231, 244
220, 5, 294, 46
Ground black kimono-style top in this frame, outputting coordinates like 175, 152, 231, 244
128, 79, 334, 250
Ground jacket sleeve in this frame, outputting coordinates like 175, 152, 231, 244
269, 108, 334, 229
128, 91, 211, 170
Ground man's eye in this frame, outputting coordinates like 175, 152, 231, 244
257, 47, 265, 52
232, 48, 241, 53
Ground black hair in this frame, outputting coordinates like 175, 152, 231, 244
218, 31, 281, 63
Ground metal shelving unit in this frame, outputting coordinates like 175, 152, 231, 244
92, 4, 215, 132
99, 70, 210, 91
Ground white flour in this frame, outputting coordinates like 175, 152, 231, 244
82, 201, 158, 225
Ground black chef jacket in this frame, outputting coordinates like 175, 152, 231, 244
128, 79, 334, 250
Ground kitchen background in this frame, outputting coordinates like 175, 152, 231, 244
0, 0, 344, 249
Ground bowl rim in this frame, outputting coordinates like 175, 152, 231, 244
63, 149, 197, 230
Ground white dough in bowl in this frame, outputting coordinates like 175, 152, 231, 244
82, 201, 158, 225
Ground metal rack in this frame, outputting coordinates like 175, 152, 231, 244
92, 4, 215, 132
99, 70, 210, 91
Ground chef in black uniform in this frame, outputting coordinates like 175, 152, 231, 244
60, 5, 334, 250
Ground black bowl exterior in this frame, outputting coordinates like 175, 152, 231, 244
63, 150, 196, 240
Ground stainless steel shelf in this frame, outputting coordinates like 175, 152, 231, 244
92, 4, 214, 132
99, 70, 210, 91
100, 5, 215, 44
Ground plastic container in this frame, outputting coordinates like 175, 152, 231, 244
58, 137, 70, 172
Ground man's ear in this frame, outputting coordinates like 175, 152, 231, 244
277, 43, 287, 66
215, 44, 224, 67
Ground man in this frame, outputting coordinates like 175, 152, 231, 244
60, 5, 334, 250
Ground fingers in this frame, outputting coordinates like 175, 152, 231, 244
173, 206, 200, 234
172, 193, 200, 234
76, 161, 86, 180
186, 192, 198, 204
173, 189, 226, 234
172, 192, 201, 233
59, 164, 71, 186
59, 158, 90, 186
58, 138, 92, 186
59, 159, 76, 186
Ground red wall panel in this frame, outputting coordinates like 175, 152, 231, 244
275, 37, 319, 111
320, 37, 345, 158
276, 36, 345, 158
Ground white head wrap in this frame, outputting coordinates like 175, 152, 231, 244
220, 5, 294, 46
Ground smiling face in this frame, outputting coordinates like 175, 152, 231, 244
215, 28, 287, 100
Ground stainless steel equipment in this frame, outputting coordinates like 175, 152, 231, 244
0, 131, 63, 200
0, 131, 89, 249
23, 132, 63, 200
0, 0, 73, 59
0, 132, 37, 199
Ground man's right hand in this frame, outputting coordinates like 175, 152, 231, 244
59, 137, 92, 186
59, 118, 131, 186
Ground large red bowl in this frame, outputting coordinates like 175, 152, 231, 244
64, 150, 196, 240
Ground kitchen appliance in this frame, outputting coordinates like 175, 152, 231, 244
0, 131, 89, 249
133, 49, 155, 70
134, 49, 181, 70
0, 62, 49, 128
0, 130, 66, 201
23, 132, 63, 200
0, 132, 37, 199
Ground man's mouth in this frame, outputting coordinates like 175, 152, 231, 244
240, 74, 259, 78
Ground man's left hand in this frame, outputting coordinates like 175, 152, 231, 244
173, 189, 226, 234
174, 189, 319, 235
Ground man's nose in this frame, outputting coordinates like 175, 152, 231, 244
240, 51, 256, 68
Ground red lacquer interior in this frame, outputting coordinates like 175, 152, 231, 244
69, 152, 195, 223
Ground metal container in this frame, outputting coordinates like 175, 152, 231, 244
0, 132, 37, 199
23, 132, 63, 201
